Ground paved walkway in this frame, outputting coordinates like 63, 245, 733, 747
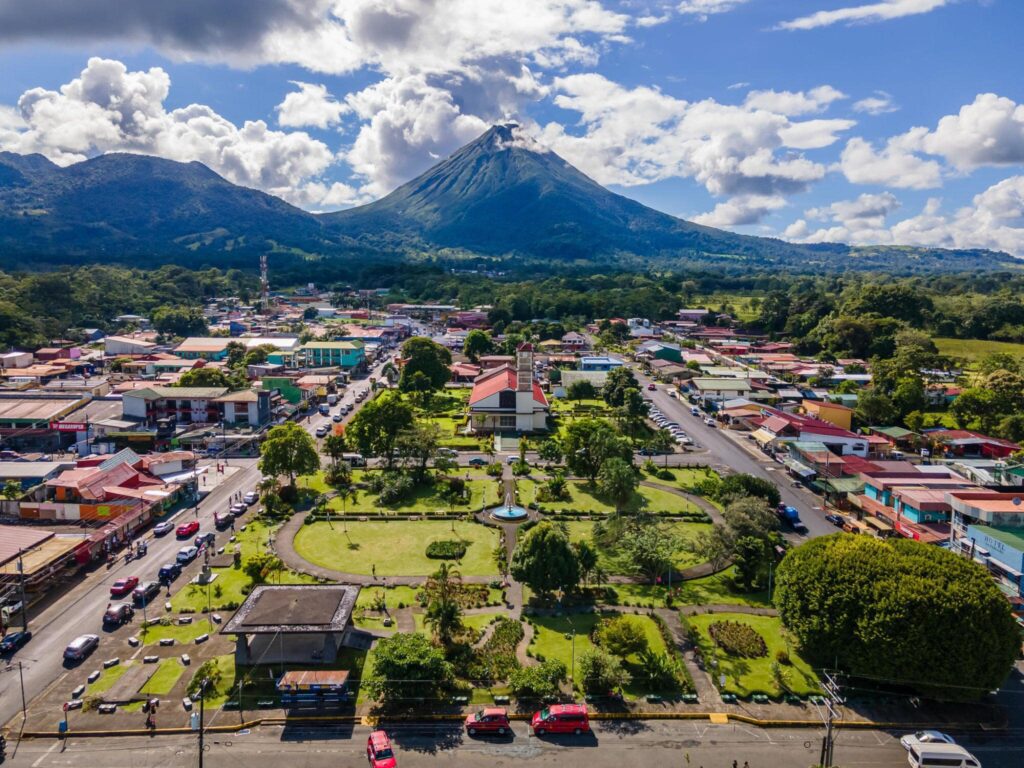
679, 604, 777, 617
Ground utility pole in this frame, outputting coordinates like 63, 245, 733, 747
198, 677, 208, 768
17, 549, 28, 631
818, 670, 844, 768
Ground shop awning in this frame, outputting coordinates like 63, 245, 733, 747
751, 428, 777, 446
864, 516, 893, 532
783, 458, 817, 478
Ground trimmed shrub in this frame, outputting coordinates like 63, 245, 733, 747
425, 540, 468, 559
708, 620, 768, 658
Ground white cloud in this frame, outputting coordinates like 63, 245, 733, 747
538, 73, 856, 224
853, 90, 899, 115
693, 194, 787, 226
777, 0, 952, 32
276, 81, 347, 129
344, 74, 489, 198
744, 85, 847, 116
677, 0, 751, 20
784, 178, 1024, 256
889, 178, 1024, 255
727, 81, 750, 90
636, 14, 671, 27
0, 57, 345, 208
839, 133, 942, 188
917, 92, 1024, 170
779, 118, 858, 149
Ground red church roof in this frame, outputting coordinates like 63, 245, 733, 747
468, 367, 548, 407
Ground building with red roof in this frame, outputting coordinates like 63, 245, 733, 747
468, 344, 549, 433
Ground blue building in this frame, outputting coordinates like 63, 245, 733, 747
579, 356, 625, 372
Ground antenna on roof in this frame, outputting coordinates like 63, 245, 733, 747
259, 254, 269, 313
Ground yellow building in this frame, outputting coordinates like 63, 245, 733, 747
801, 399, 854, 431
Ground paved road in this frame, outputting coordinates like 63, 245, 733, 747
0, 355, 397, 731
7, 720, 998, 768
0, 460, 261, 730
630, 367, 837, 540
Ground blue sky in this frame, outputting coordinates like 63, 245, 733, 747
0, 0, 1021, 255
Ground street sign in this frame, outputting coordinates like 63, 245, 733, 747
63, 702, 69, 713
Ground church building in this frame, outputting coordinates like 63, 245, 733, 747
467, 343, 549, 433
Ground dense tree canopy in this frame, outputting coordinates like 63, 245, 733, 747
510, 521, 580, 596
346, 390, 415, 468
562, 418, 632, 481
258, 422, 320, 489
775, 535, 1019, 699
367, 632, 454, 702
399, 337, 452, 392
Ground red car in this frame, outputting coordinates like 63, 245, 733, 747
109, 576, 139, 598
531, 703, 590, 736
647, 383, 656, 390
465, 707, 510, 736
366, 730, 396, 768
176, 520, 200, 538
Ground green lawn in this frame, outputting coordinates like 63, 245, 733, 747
934, 337, 1024, 365
561, 520, 711, 574
87, 662, 131, 696
140, 617, 216, 646
528, 611, 674, 698
292, 520, 500, 576
194, 654, 237, 708
538, 480, 702, 515
641, 466, 720, 490
413, 611, 504, 637
302, 471, 503, 514
686, 613, 820, 697
674, 568, 773, 608
140, 659, 185, 696
691, 293, 764, 323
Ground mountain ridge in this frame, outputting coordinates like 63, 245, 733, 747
0, 127, 1011, 272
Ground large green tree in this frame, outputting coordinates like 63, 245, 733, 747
775, 536, 1019, 699
562, 418, 632, 481
597, 457, 638, 513
510, 521, 580, 597
602, 366, 639, 408
462, 329, 493, 362
346, 390, 414, 468
399, 337, 452, 392
718, 473, 781, 508
367, 632, 454, 702
152, 304, 207, 337
258, 421, 320, 490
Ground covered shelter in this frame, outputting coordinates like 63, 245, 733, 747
222, 584, 360, 665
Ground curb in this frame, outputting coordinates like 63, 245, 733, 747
14, 711, 1006, 739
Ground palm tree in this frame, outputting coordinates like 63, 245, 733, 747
424, 596, 463, 647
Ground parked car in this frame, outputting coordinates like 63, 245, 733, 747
176, 546, 199, 565
243, 491, 259, 505
231, 502, 248, 515
436, 447, 459, 457
468, 457, 487, 466
63, 634, 100, 663
900, 731, 956, 750
214, 511, 233, 529
103, 602, 135, 626
153, 521, 174, 537
158, 563, 182, 583
194, 532, 215, 549
318, 404, 330, 416
465, 707, 511, 736
366, 730, 397, 768
704, 417, 717, 427
1, 599, 24, 620
0, 630, 32, 654
647, 383, 656, 390
109, 576, 140, 598
132, 581, 161, 604
506, 455, 519, 465
332, 413, 343, 423
690, 406, 701, 416
176, 521, 200, 538
315, 425, 330, 438
531, 703, 590, 736
825, 513, 845, 527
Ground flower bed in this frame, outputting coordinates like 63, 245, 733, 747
708, 620, 768, 658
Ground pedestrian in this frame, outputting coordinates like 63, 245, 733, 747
743, 762, 749, 768
733, 761, 738, 768
372, 564, 376, 580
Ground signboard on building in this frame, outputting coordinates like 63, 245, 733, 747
49, 421, 87, 432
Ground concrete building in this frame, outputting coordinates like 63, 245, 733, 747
468, 343, 549, 433
300, 341, 366, 370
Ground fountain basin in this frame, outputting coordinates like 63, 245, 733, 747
489, 504, 529, 522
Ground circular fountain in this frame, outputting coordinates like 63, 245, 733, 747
489, 489, 529, 522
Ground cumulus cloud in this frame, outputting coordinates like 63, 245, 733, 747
744, 85, 846, 116
784, 179, 1024, 256
693, 194, 787, 227
853, 91, 899, 115
777, 0, 953, 32
0, 57, 345, 208
916, 93, 1024, 170
839, 133, 942, 188
537, 73, 856, 223
276, 82, 347, 129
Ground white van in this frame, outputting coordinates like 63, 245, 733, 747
907, 742, 981, 768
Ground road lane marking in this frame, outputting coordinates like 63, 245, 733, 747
31, 740, 60, 767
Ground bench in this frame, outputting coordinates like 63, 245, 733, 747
103, 658, 120, 669
98, 704, 118, 714
493, 695, 510, 705
143, 655, 160, 664
159, 638, 175, 646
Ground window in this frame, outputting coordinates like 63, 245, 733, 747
499, 415, 516, 428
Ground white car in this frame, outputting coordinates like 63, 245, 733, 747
900, 731, 955, 751
243, 491, 259, 505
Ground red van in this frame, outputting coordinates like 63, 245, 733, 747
366, 730, 396, 768
530, 703, 590, 736
465, 707, 511, 736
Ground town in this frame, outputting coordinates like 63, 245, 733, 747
1, 286, 1021, 767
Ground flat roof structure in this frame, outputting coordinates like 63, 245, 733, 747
0, 396, 86, 424
222, 584, 360, 635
